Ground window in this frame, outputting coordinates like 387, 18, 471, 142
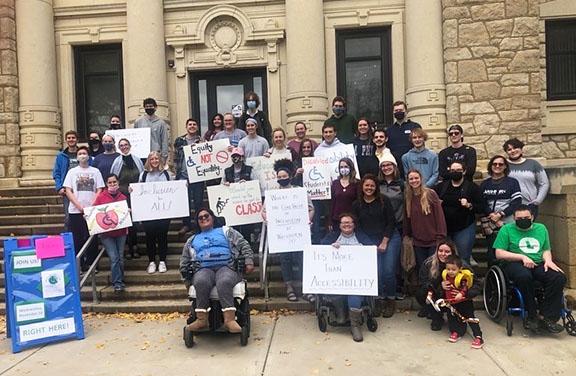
75, 44, 124, 139
336, 28, 393, 126
546, 20, 576, 100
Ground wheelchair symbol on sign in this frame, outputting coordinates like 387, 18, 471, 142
186, 156, 196, 168
308, 166, 324, 181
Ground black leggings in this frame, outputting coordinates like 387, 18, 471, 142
142, 219, 171, 262
447, 300, 482, 338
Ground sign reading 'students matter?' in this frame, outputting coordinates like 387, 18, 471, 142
302, 245, 378, 296
302, 157, 333, 200
265, 187, 311, 253
183, 139, 232, 183
105, 128, 151, 159
207, 180, 263, 226
129, 180, 189, 221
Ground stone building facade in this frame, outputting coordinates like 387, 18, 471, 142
1, 0, 576, 283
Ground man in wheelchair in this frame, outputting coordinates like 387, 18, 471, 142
179, 208, 254, 334
493, 204, 566, 333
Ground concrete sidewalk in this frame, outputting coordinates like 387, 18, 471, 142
1, 311, 575, 376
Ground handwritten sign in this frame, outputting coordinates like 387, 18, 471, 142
84, 200, 132, 235
105, 128, 151, 159
207, 181, 263, 226
302, 245, 378, 296
129, 180, 189, 221
265, 188, 311, 253
302, 157, 332, 200
246, 153, 292, 193
184, 139, 232, 183
314, 143, 360, 180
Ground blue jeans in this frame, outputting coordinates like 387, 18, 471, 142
448, 221, 476, 265
414, 245, 436, 274
100, 235, 126, 289
378, 230, 401, 299
347, 295, 364, 309
280, 252, 302, 283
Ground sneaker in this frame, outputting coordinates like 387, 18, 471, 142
147, 262, 157, 274
471, 336, 484, 349
448, 332, 461, 343
542, 318, 564, 334
158, 261, 167, 273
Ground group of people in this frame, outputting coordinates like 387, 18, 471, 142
52, 93, 567, 346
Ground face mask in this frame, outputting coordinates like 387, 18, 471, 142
516, 218, 532, 230
333, 107, 345, 116
110, 123, 121, 129
108, 186, 119, 194
77, 155, 89, 163
277, 178, 291, 187
103, 143, 115, 152
232, 156, 242, 163
145, 108, 156, 116
450, 171, 463, 181
339, 167, 351, 176
394, 112, 405, 121
88, 139, 100, 148
247, 100, 257, 109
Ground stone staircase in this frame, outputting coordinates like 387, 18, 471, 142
0, 186, 490, 314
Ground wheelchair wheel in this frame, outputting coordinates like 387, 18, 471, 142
367, 316, 378, 332
483, 265, 507, 323
183, 327, 194, 348
240, 324, 250, 346
563, 315, 576, 336
506, 314, 513, 336
318, 312, 328, 333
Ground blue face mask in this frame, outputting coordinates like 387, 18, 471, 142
247, 100, 257, 110
333, 106, 345, 116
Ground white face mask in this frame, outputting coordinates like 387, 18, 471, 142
77, 155, 89, 163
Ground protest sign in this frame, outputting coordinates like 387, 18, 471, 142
314, 143, 360, 180
84, 200, 132, 235
302, 245, 378, 296
183, 139, 232, 183
207, 181, 263, 226
302, 157, 332, 200
105, 128, 150, 159
265, 187, 311, 253
246, 153, 292, 193
129, 180, 189, 221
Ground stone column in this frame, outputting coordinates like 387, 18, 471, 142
405, 0, 447, 150
285, 0, 328, 137
16, 0, 60, 185
125, 0, 169, 124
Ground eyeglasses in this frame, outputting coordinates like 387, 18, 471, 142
197, 214, 211, 221
492, 162, 505, 167
448, 132, 460, 136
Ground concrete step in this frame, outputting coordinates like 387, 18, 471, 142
0, 204, 63, 216
0, 186, 57, 198
0, 223, 64, 236
0, 195, 63, 206
0, 214, 64, 226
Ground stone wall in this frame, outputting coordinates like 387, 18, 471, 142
0, 0, 19, 186
442, 0, 542, 160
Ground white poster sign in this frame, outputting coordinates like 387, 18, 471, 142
265, 187, 311, 253
105, 128, 151, 159
41, 269, 66, 299
302, 245, 378, 296
15, 302, 46, 323
84, 200, 132, 235
207, 181, 263, 226
129, 180, 190, 221
314, 143, 360, 180
302, 157, 333, 200
246, 153, 292, 193
18, 317, 76, 343
183, 139, 232, 183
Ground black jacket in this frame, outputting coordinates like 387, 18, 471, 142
224, 164, 253, 183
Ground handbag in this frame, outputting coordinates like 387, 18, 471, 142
401, 236, 416, 272
480, 200, 504, 236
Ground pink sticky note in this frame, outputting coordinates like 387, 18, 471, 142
35, 236, 65, 259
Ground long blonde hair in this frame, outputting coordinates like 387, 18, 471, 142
405, 169, 432, 217
144, 151, 164, 172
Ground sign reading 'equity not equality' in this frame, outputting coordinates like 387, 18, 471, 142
183, 139, 232, 183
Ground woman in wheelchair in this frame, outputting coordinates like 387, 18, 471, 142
417, 241, 481, 332
180, 208, 254, 334
493, 204, 567, 333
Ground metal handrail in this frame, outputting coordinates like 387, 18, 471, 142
258, 222, 270, 300
76, 235, 106, 303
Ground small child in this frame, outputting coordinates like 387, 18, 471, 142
442, 255, 484, 349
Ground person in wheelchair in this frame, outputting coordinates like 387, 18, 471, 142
494, 204, 566, 333
321, 213, 375, 342
180, 208, 254, 334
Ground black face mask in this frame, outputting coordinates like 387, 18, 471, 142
145, 108, 156, 116
394, 112, 405, 121
450, 171, 463, 181
88, 139, 100, 148
515, 218, 532, 230
277, 178, 291, 187
110, 123, 122, 130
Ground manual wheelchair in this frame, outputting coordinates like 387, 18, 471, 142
483, 264, 576, 336
315, 295, 379, 333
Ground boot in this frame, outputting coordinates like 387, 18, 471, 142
349, 309, 364, 342
222, 308, 242, 333
186, 310, 209, 332
333, 298, 348, 325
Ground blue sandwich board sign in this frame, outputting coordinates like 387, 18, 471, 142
3, 232, 84, 353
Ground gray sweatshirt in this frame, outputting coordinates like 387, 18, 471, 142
134, 115, 170, 160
